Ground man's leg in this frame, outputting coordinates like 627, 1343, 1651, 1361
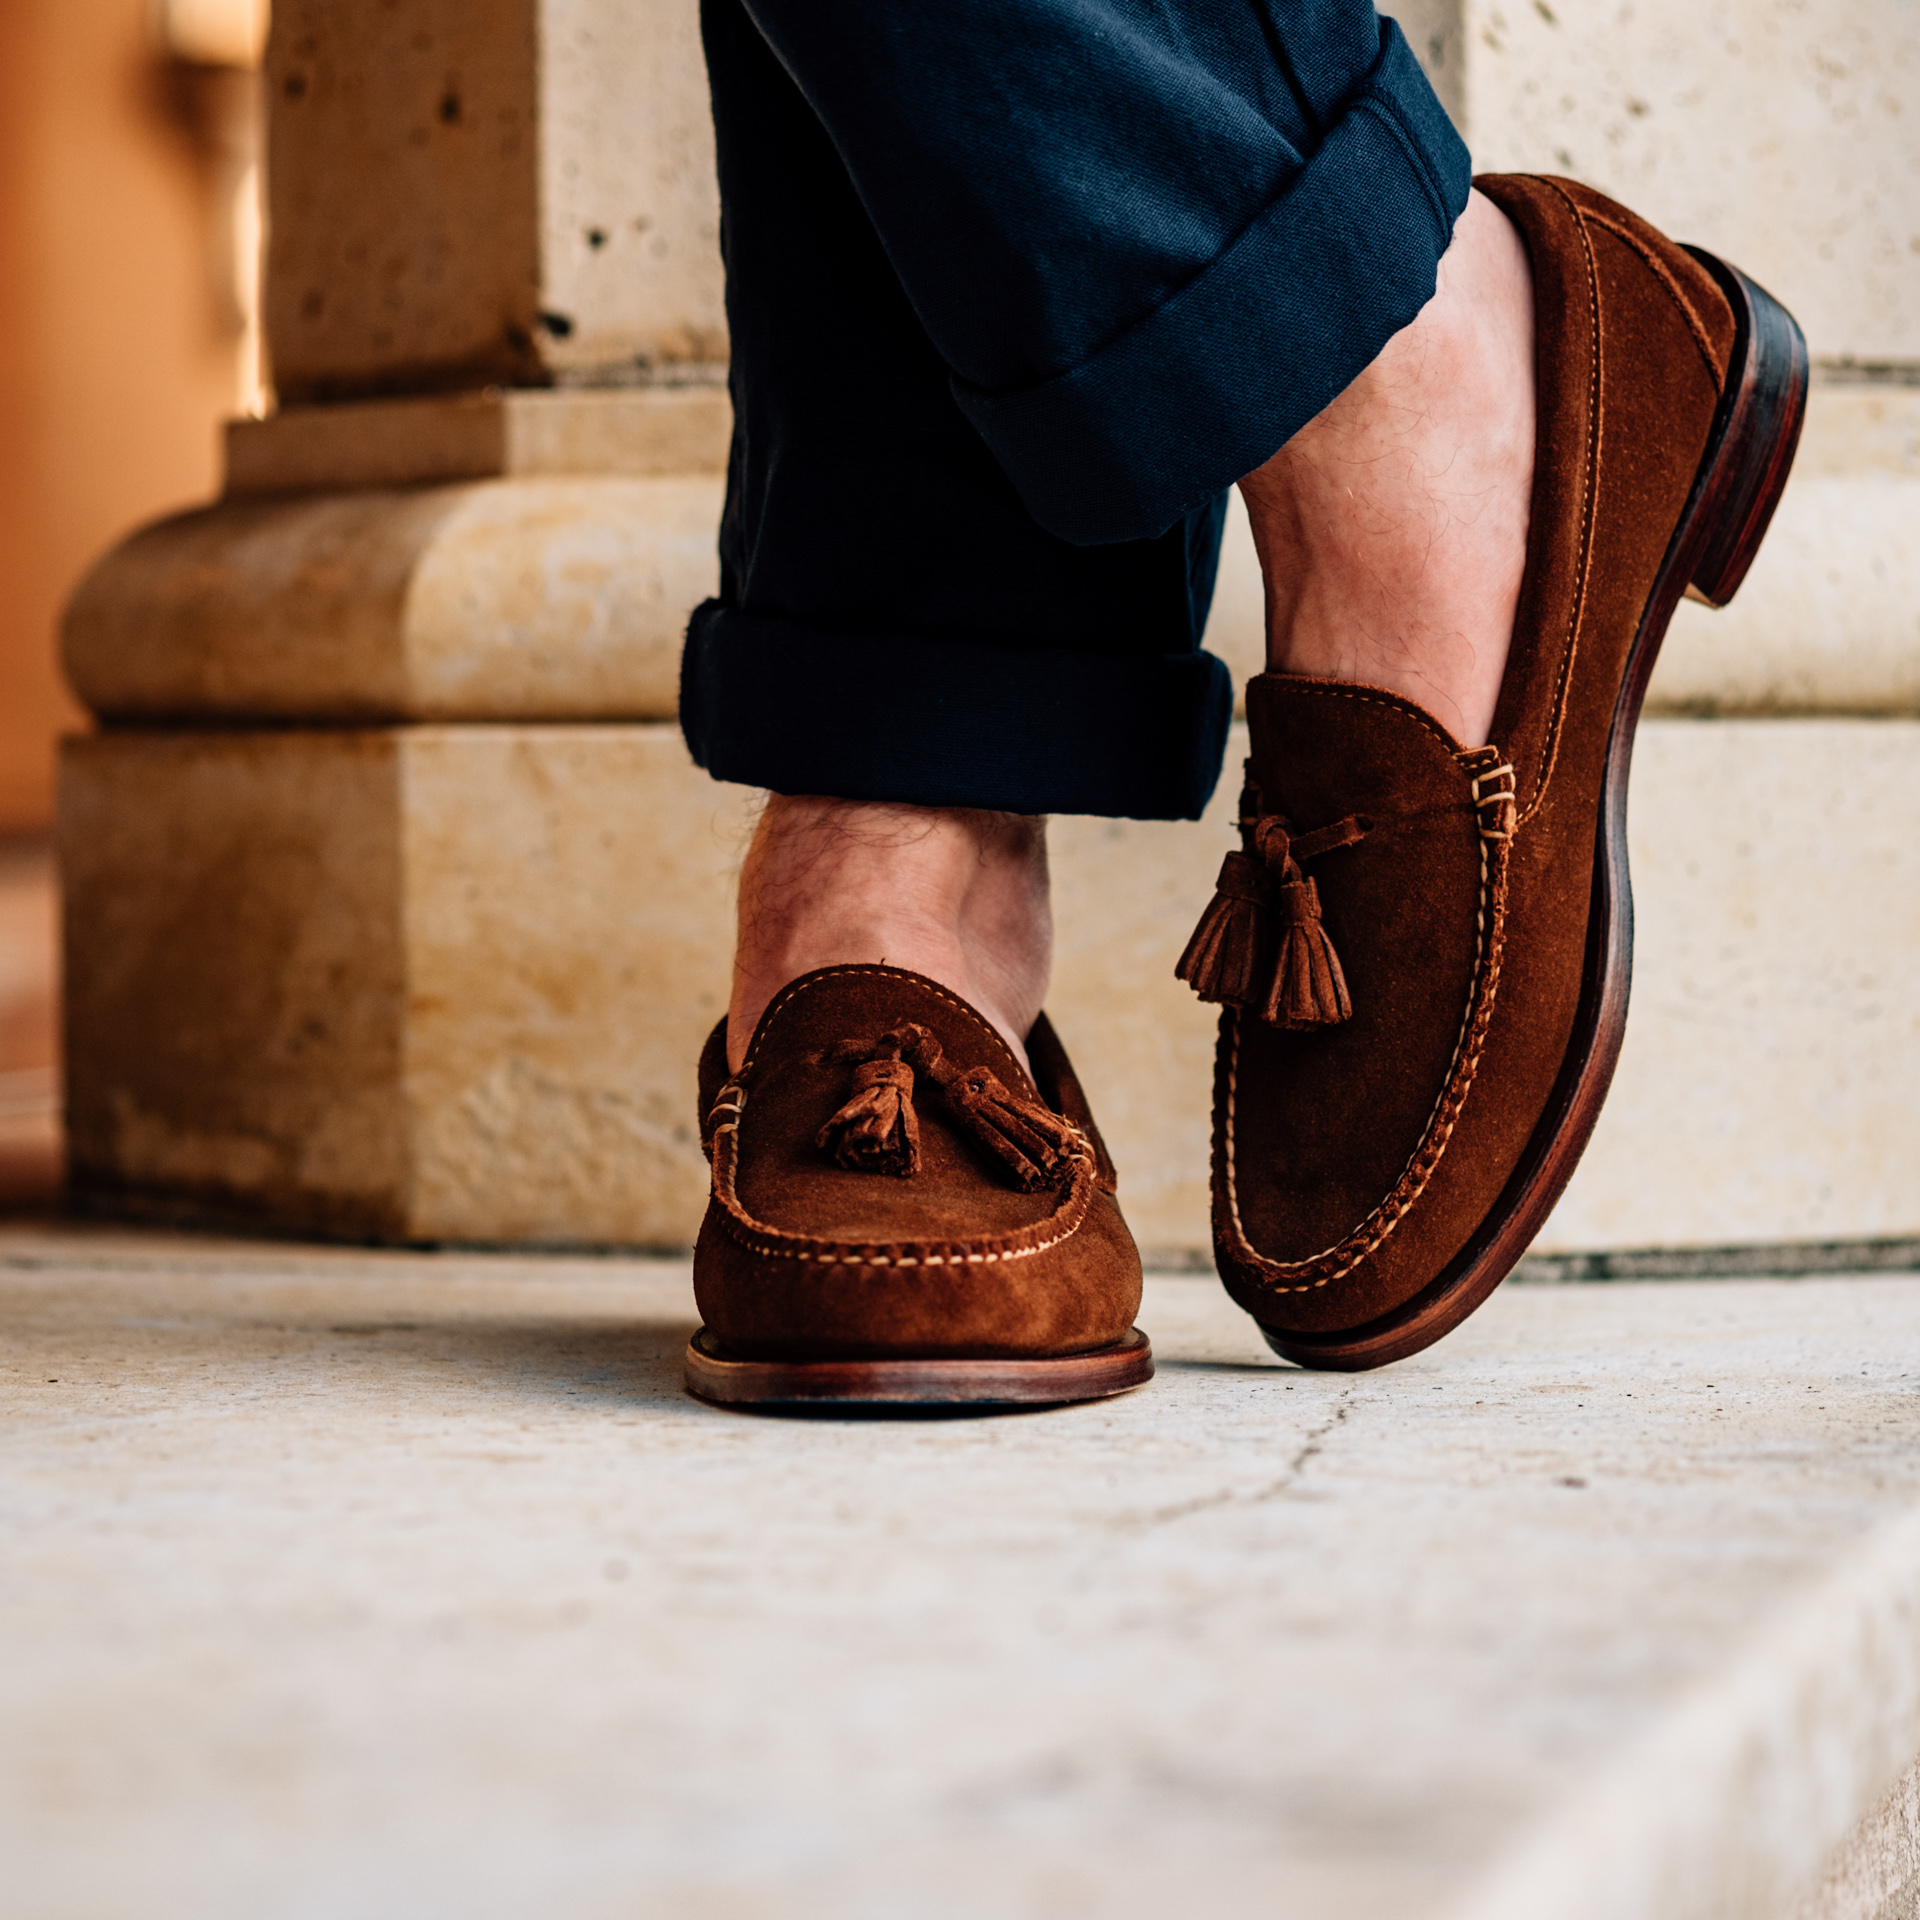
1243, 189, 1535, 747
682, 0, 1808, 1396
731, 799, 1052, 1076
684, 0, 1480, 1408
691, 0, 1472, 1069
721, 180, 1537, 1073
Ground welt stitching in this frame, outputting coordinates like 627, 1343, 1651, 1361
717, 1212, 1087, 1270
1582, 211, 1723, 381
710, 1110, 1095, 1255
740, 965, 1028, 1091
1219, 842, 1477, 1285
711, 1117, 1098, 1268
1276, 681, 1463, 750
1519, 183, 1604, 829
712, 990, 1096, 1263
1220, 829, 1510, 1290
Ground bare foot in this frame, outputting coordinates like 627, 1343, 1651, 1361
1238, 188, 1536, 747
728, 796, 1051, 1074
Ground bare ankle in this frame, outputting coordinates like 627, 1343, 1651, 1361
728, 796, 1052, 1073
1239, 188, 1535, 747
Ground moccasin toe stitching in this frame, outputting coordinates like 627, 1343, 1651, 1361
691, 965, 1143, 1362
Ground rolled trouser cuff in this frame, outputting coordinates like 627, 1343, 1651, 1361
680, 601, 1234, 820
953, 18, 1471, 546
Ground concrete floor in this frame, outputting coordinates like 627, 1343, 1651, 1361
6, 1219, 1920, 1920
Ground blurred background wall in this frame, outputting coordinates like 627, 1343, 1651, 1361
9, 0, 1918, 1251
0, 0, 265, 1197
0, 0, 264, 836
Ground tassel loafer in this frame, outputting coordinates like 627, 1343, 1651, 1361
1180, 175, 1808, 1370
685, 964, 1153, 1408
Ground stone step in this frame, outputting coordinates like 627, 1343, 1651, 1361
5, 1220, 1920, 1919
60, 715, 1920, 1256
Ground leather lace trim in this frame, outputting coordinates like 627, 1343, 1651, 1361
1215, 752, 1514, 1293
709, 966, 1098, 1271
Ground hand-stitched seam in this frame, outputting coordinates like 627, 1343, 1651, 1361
708, 1079, 1098, 1263
1218, 830, 1510, 1291
716, 969, 1089, 1265
711, 1147, 1098, 1268
1270, 680, 1463, 752
715, 1212, 1087, 1270
740, 965, 1032, 1094
1519, 182, 1604, 828
1582, 210, 1723, 383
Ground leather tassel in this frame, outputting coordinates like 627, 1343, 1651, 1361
939, 1065, 1076, 1193
816, 1053, 920, 1176
820, 1024, 1077, 1191
887, 1023, 1075, 1192
1173, 851, 1271, 1008
1262, 876, 1352, 1029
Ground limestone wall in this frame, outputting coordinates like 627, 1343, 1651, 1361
55, 0, 1920, 1257
266, 0, 725, 401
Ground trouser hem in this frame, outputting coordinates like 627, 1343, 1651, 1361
952, 18, 1472, 545
680, 601, 1235, 820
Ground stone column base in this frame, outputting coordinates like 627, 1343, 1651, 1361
61, 725, 745, 1244
59, 718, 1920, 1257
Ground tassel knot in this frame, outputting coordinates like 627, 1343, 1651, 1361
816, 1023, 1079, 1191
1173, 762, 1367, 1029
940, 1062, 1077, 1192
816, 1045, 920, 1176
1174, 851, 1272, 1009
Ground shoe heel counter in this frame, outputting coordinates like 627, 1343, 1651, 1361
1479, 173, 1737, 394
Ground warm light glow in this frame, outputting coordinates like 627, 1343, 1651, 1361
162, 0, 269, 70
232, 160, 268, 416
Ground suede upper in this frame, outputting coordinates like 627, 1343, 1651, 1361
1209, 175, 1737, 1337
693, 965, 1143, 1360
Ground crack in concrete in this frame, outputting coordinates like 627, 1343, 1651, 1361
1121, 1397, 1353, 1534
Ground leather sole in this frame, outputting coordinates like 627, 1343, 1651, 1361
683, 1325, 1154, 1409
1268, 254, 1809, 1372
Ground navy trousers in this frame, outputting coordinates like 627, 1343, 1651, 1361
679, 1, 1470, 820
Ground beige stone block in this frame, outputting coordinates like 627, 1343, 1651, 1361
62, 475, 721, 722
1200, 488, 1268, 701
61, 725, 749, 1244
536, 0, 727, 383
60, 719, 1917, 1257
1048, 803, 1233, 1258
61, 732, 412, 1238
1795, 380, 1920, 481
1650, 475, 1920, 716
225, 387, 731, 496
1380, 0, 1469, 122
1537, 718, 1920, 1250
266, 0, 724, 400
1459, 0, 1920, 363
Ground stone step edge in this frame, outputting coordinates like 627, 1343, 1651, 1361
50, 1175, 1920, 1283
1455, 1503, 1920, 1920
1134, 1237, 1920, 1281
224, 385, 733, 496
223, 373, 1918, 498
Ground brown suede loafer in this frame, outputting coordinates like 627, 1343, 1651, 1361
685, 963, 1152, 1408
1179, 175, 1808, 1371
